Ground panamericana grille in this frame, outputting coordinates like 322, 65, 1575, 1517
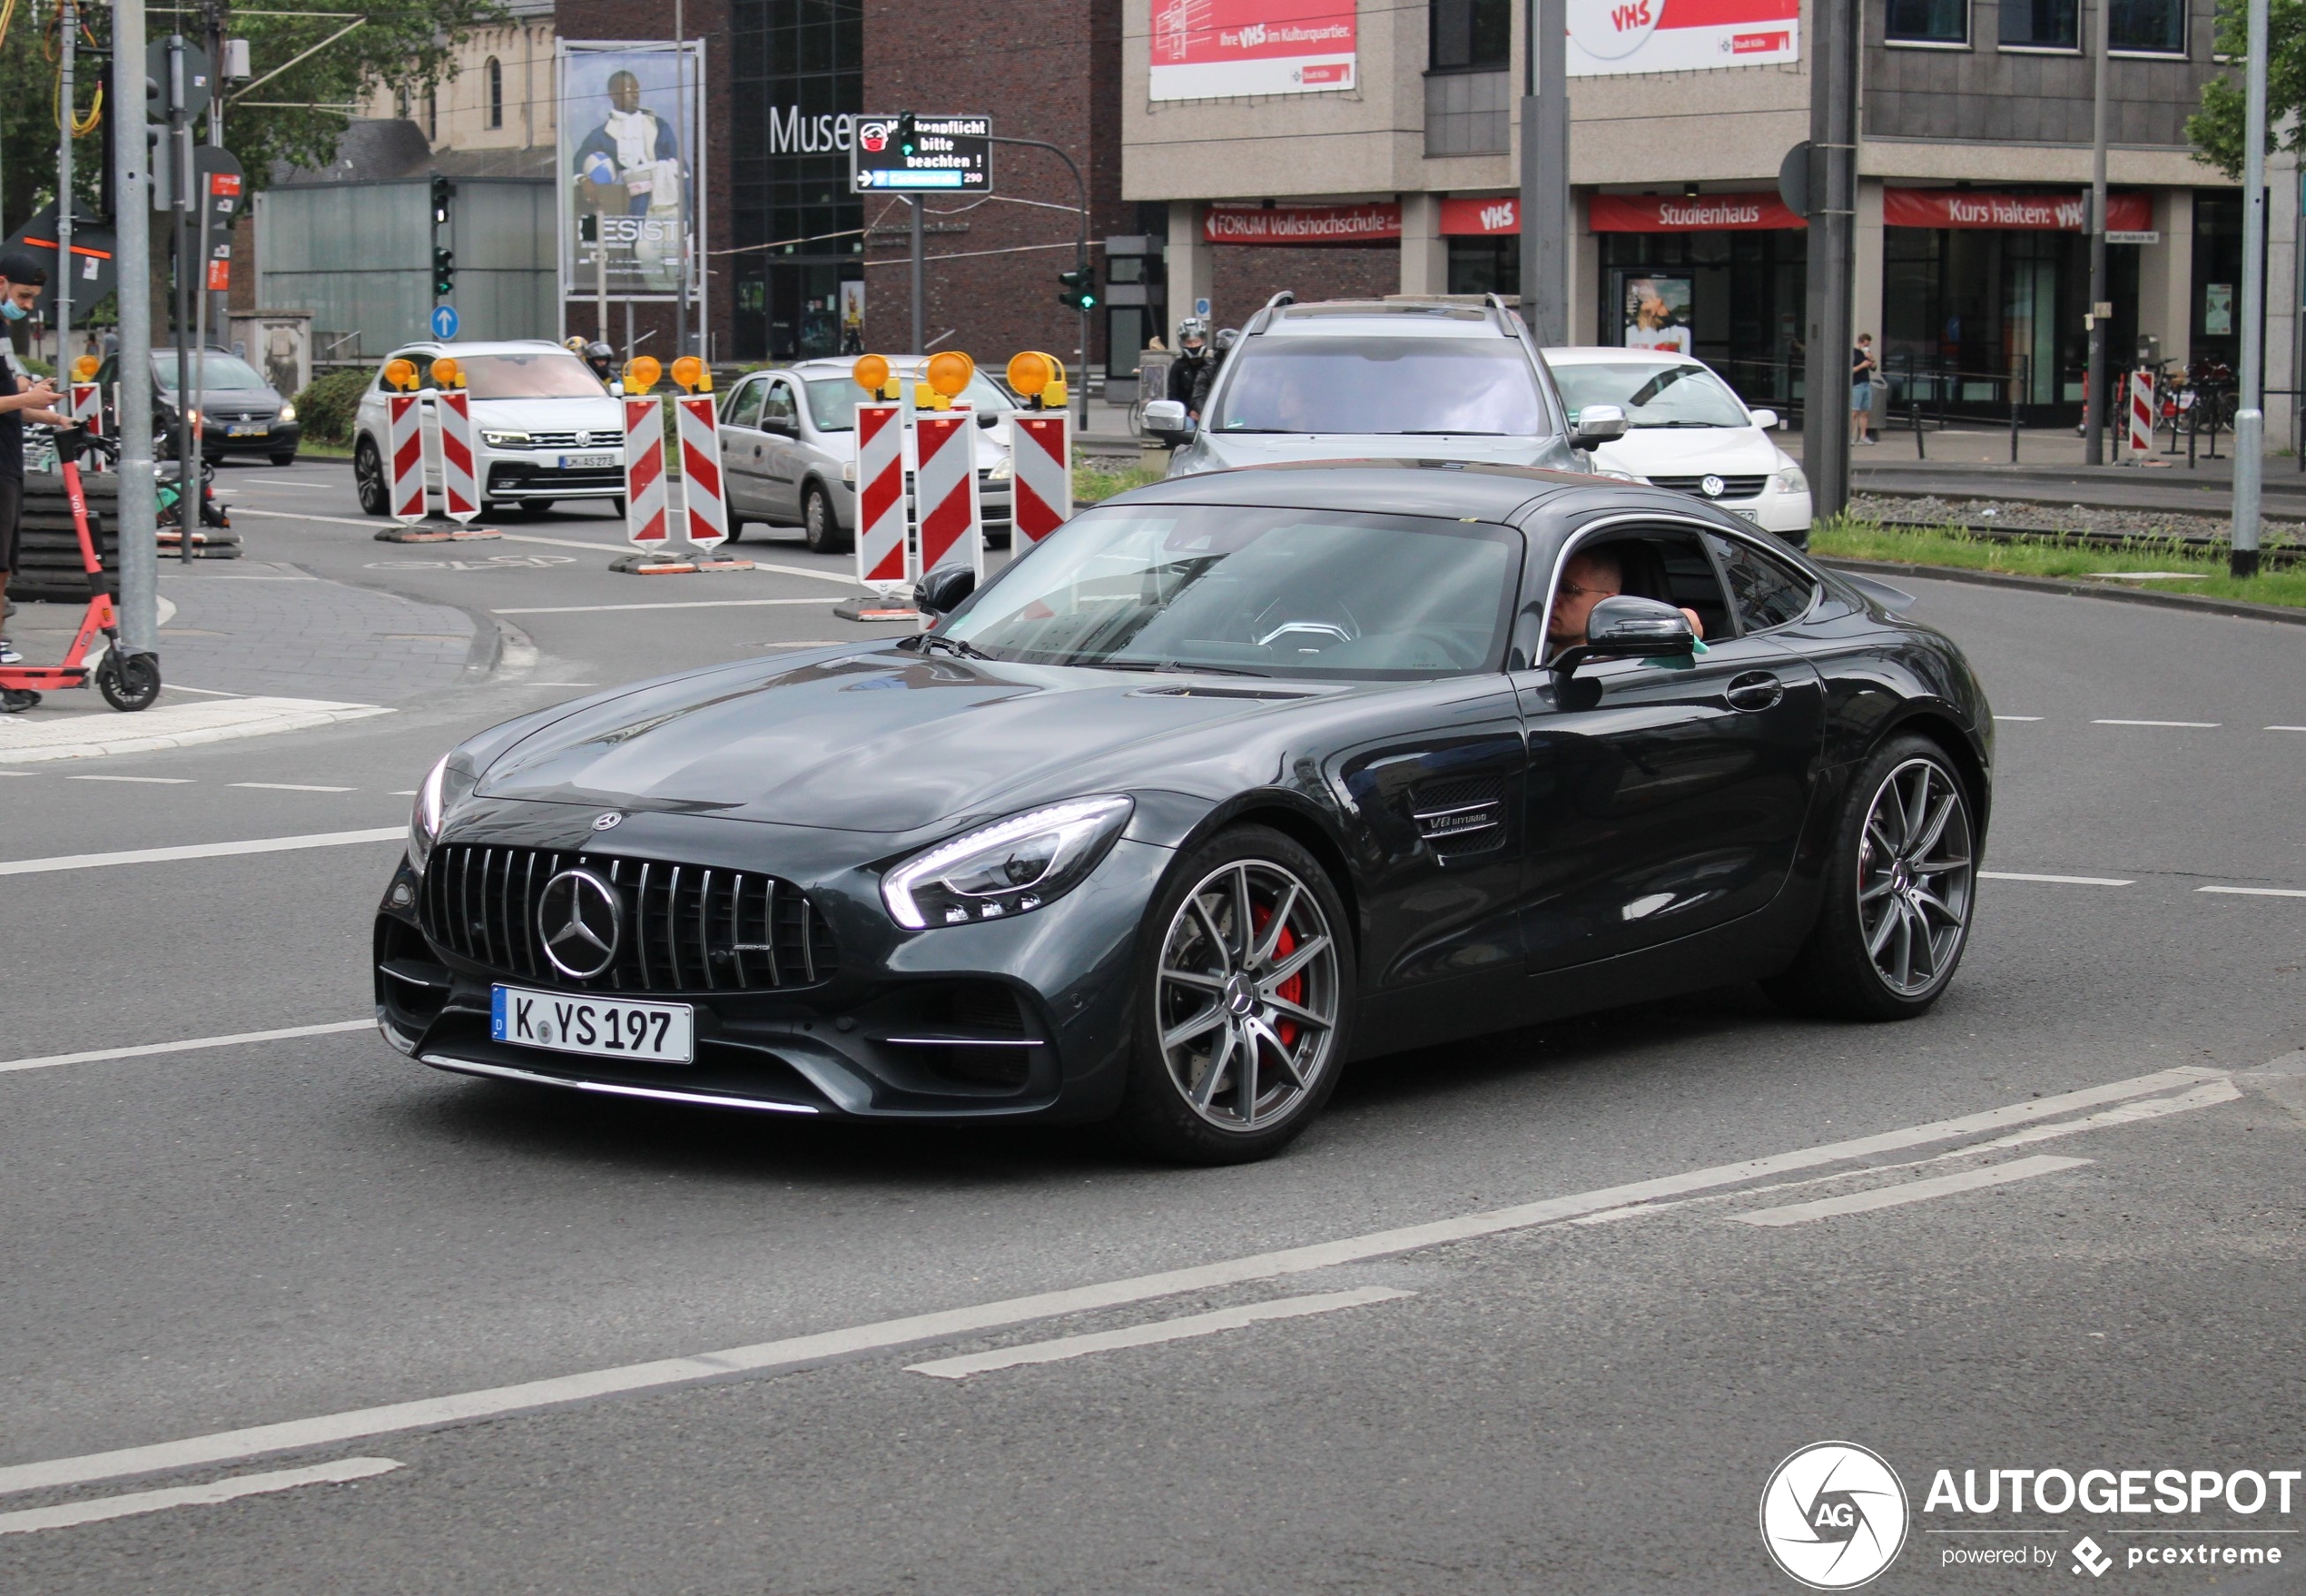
418, 844, 836, 994
1647, 473, 1769, 502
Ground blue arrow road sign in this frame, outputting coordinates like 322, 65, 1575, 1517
430, 304, 459, 340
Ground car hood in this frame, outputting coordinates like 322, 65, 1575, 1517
478, 647, 1347, 834
1588, 427, 1791, 478
1178, 430, 1562, 474
466, 395, 627, 432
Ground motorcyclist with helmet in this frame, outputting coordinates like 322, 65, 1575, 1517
1168, 317, 1216, 422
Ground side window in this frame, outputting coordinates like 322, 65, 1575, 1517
1539, 525, 1734, 661
722, 379, 764, 431
762, 382, 798, 429
1706, 532, 1818, 634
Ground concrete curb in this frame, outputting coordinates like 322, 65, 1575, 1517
1814, 556, 2306, 628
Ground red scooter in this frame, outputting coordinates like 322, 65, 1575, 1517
0, 427, 162, 713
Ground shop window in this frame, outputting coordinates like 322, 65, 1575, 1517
1431, 0, 1511, 70
1886, 0, 1968, 44
2110, 0, 2184, 53
1999, 0, 2078, 49
1448, 236, 1519, 298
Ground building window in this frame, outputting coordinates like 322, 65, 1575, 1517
1430, 0, 1511, 70
1425, 70, 1510, 155
1886, 0, 1968, 44
425, 88, 437, 141
2110, 0, 2184, 52
486, 57, 504, 129
2000, 0, 2078, 48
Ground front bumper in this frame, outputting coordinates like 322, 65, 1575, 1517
373, 802, 1173, 1121
484, 450, 627, 502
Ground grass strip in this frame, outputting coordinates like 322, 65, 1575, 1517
1808, 514, 2306, 609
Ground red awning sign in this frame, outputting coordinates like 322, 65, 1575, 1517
1882, 188, 2153, 232
1204, 203, 1401, 244
1440, 196, 1519, 235
1587, 192, 1804, 232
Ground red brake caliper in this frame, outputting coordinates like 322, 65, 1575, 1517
1249, 905, 1303, 1049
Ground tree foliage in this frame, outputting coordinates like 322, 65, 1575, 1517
2189, 0, 2306, 179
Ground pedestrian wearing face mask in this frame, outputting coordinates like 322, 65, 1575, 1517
0, 250, 72, 689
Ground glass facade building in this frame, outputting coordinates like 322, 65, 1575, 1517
728, 0, 862, 360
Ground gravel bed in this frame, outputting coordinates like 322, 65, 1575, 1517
1849, 492, 2306, 546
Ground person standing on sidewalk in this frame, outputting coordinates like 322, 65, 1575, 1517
0, 248, 74, 704
1850, 333, 1877, 447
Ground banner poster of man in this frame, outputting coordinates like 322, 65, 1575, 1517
1621, 274, 1693, 354
557, 42, 706, 303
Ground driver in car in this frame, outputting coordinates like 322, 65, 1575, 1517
1546, 546, 1703, 661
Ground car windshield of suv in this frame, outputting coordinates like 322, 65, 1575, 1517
940, 506, 1521, 679
455, 353, 608, 400
1551, 361, 1751, 429
804, 372, 1013, 431
1205, 337, 1546, 436
153, 353, 268, 391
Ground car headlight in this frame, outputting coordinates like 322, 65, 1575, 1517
277, 401, 296, 422
986, 455, 1013, 482
1770, 466, 1808, 496
882, 795, 1133, 929
482, 429, 533, 448
407, 752, 478, 874
1594, 468, 1644, 483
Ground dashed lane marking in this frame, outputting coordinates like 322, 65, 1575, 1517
0, 1063, 2219, 1499
492, 598, 837, 616
1992, 715, 2042, 722
904, 1288, 1416, 1380
67, 775, 192, 784
231, 783, 355, 793
0, 827, 404, 877
1730, 1154, 2092, 1227
2198, 884, 2306, 899
1978, 872, 2134, 886
0, 1458, 401, 1538
2267, 725, 2306, 733
2092, 718, 2221, 728
0, 1020, 373, 1077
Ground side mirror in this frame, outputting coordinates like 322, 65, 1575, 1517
1572, 403, 1629, 449
914, 565, 977, 619
1552, 596, 1694, 681
1143, 398, 1191, 438
1749, 408, 1779, 430
763, 412, 796, 436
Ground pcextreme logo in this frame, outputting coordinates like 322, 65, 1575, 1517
1760, 1443, 1910, 1589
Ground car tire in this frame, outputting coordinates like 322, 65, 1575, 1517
1763, 733, 1977, 1021
802, 485, 850, 554
517, 499, 556, 519
353, 437, 389, 516
270, 451, 297, 467
1112, 824, 1355, 1165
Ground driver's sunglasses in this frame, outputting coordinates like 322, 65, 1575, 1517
1557, 580, 1621, 601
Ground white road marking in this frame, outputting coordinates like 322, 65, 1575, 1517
389, 789, 418, 796
231, 783, 354, 793
2198, 884, 2306, 899
0, 1063, 2217, 1499
527, 682, 596, 686
1730, 1154, 2091, 1227
1992, 714, 2043, 722
161, 685, 248, 698
68, 775, 192, 784
2092, 718, 2220, 728
2265, 725, 2306, 733
0, 826, 404, 878
905, 1288, 1414, 1380
491, 598, 838, 616
0, 1458, 401, 1538
226, 507, 386, 531
1979, 872, 2134, 886
0, 1020, 373, 1076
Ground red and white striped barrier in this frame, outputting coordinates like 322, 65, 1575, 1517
69, 384, 104, 471
388, 392, 428, 523
913, 411, 982, 580
1011, 413, 1070, 546
2128, 371, 2156, 458
622, 394, 671, 551
435, 389, 480, 523
855, 401, 910, 589
675, 394, 728, 552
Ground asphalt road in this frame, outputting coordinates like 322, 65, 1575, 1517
2, 463, 2302, 1594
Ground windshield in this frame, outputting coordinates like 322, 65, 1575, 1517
940, 506, 1521, 679
153, 353, 269, 391
1205, 337, 1546, 436
1550, 361, 1751, 429
455, 353, 608, 400
805, 372, 1014, 431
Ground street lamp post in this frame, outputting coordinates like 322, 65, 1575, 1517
1518, 0, 1569, 343
113, 0, 159, 654
2233, 0, 2270, 575
2084, 0, 2110, 466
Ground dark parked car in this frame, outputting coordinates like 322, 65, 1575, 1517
376, 461, 1991, 1163
96, 349, 302, 465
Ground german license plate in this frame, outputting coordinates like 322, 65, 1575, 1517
491, 984, 694, 1064
227, 423, 267, 437
558, 451, 618, 470
1733, 508, 1761, 524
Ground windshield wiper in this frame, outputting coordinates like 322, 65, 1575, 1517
1394, 429, 1507, 436
1214, 426, 1291, 433
918, 634, 994, 660
1156, 661, 1270, 677
1632, 420, 1730, 429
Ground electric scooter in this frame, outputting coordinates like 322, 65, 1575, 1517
0, 427, 162, 713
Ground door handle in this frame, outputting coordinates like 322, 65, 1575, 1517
1725, 671, 1784, 712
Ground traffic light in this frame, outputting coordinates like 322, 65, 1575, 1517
1059, 265, 1097, 312
895, 112, 917, 159
432, 246, 456, 297
429, 173, 455, 226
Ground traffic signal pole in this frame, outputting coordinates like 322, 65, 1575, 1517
987, 134, 1089, 433
2233, 0, 2270, 575
169, 36, 197, 562
113, 0, 159, 653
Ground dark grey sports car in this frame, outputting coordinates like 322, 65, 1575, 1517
375, 460, 1991, 1163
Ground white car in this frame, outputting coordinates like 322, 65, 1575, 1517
1542, 347, 1812, 544
353, 340, 626, 519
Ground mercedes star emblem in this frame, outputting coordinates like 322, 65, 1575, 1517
537, 868, 622, 979
1700, 474, 1727, 498
593, 812, 624, 831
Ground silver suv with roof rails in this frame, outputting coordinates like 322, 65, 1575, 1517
1144, 291, 1624, 477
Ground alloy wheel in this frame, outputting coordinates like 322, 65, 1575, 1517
1857, 756, 1974, 998
1155, 859, 1340, 1132
354, 441, 387, 514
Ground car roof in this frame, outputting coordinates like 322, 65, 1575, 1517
387, 340, 580, 358
1258, 299, 1511, 340
1098, 459, 1622, 523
